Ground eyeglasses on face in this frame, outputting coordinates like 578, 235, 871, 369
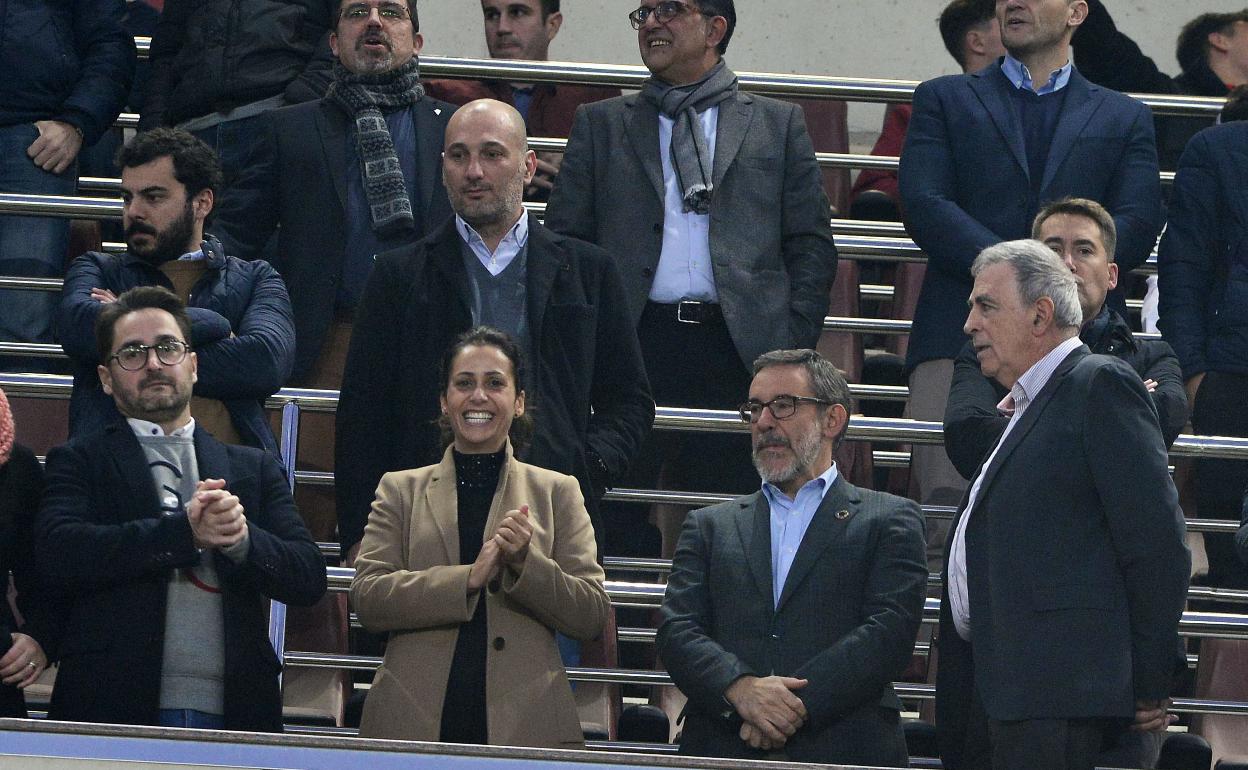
109, 340, 191, 371
738, 395, 833, 424
341, 2, 410, 22
628, 0, 699, 30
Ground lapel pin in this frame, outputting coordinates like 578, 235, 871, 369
835, 509, 851, 521
434, 108, 442, 115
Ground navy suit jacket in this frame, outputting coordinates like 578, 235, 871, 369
934, 347, 1189, 768
899, 64, 1163, 370
657, 479, 927, 767
35, 423, 326, 730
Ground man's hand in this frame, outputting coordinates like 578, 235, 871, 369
27, 120, 83, 174
0, 633, 48, 688
725, 675, 809, 745
494, 505, 533, 566
739, 720, 778, 751
467, 537, 501, 591
525, 152, 562, 196
1184, 373, 1205, 416
345, 542, 362, 568
187, 478, 248, 549
90, 288, 118, 304
1142, 377, 1158, 393
1131, 698, 1174, 732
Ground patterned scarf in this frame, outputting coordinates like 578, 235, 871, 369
327, 57, 426, 235
639, 60, 739, 215
0, 388, 14, 466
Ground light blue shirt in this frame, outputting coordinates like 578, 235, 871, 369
177, 249, 205, 262
761, 462, 840, 608
648, 107, 719, 303
1000, 54, 1073, 95
455, 212, 529, 276
948, 334, 1083, 640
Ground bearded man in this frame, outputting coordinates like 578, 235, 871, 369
57, 128, 295, 452
656, 348, 927, 766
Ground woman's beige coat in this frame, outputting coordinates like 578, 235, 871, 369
351, 444, 608, 747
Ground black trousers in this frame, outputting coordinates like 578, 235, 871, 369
1192, 370, 1248, 589
962, 686, 1108, 770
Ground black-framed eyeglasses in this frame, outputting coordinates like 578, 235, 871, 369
738, 395, 832, 424
629, 0, 700, 29
108, 340, 191, 371
341, 1, 410, 22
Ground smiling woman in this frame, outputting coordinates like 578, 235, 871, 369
350, 326, 608, 747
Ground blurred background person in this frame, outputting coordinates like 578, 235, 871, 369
0, 387, 52, 717
351, 326, 608, 747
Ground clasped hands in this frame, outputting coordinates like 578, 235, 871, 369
725, 674, 809, 751
467, 505, 533, 591
188, 478, 248, 549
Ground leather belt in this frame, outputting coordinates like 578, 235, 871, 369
650, 300, 724, 325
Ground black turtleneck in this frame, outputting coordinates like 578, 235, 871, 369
439, 447, 505, 744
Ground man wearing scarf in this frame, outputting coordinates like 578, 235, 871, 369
546, 0, 837, 556
214, 0, 456, 389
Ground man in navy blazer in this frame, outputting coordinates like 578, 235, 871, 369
898, 0, 1164, 561
936, 240, 1187, 770
36, 287, 326, 730
658, 349, 927, 767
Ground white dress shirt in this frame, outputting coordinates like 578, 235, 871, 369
648, 107, 719, 303
455, 212, 530, 276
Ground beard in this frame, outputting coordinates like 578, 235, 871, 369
752, 419, 825, 488
126, 200, 197, 265
112, 372, 192, 425
447, 164, 528, 235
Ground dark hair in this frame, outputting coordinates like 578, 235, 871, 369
1223, 83, 1248, 122
438, 326, 534, 451
1031, 196, 1118, 263
694, 0, 735, 55
938, 0, 996, 68
116, 127, 223, 202
540, 0, 559, 18
1177, 11, 1248, 75
751, 348, 853, 448
95, 286, 194, 365
335, 0, 419, 32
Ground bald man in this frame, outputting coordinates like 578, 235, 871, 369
336, 99, 653, 562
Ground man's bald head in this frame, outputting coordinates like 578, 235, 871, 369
442, 99, 537, 244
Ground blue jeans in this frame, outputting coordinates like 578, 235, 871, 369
157, 709, 226, 729
0, 122, 76, 372
188, 113, 267, 199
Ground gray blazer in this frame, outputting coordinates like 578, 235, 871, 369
657, 478, 927, 766
545, 89, 837, 371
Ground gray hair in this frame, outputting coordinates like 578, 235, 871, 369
751, 349, 852, 446
971, 239, 1083, 328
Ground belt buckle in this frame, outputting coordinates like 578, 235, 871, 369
676, 300, 702, 324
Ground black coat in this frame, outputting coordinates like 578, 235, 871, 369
214, 96, 456, 380
945, 307, 1187, 480
0, 445, 52, 718
35, 423, 326, 730
335, 216, 654, 554
140, 0, 335, 129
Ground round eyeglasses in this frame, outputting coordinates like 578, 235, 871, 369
108, 340, 191, 371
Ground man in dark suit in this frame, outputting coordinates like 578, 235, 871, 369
657, 349, 927, 767
936, 240, 1189, 770
545, 0, 836, 552
35, 286, 326, 730
898, 0, 1164, 561
214, 0, 456, 389
335, 98, 652, 564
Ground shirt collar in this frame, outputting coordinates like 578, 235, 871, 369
1001, 54, 1073, 95
127, 416, 196, 438
454, 212, 529, 257
761, 461, 840, 506
177, 249, 205, 262
1014, 335, 1083, 404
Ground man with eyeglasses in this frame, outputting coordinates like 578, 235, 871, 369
214, 0, 456, 390
57, 128, 295, 454
657, 348, 926, 765
35, 285, 325, 730
424, 0, 622, 200
546, 0, 837, 555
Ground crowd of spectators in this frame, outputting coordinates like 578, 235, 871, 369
0, 0, 1247, 768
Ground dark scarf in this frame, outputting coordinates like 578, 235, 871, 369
327, 57, 425, 235
639, 59, 738, 214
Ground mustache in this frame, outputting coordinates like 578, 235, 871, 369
125, 221, 157, 238
139, 374, 174, 388
358, 33, 391, 50
753, 433, 790, 451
